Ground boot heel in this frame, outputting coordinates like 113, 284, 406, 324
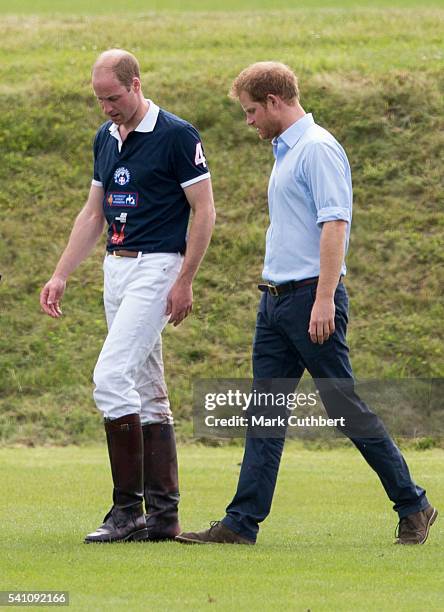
128, 528, 150, 542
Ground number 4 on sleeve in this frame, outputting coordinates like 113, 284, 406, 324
194, 142, 207, 168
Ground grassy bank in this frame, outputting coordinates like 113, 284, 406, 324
0, 9, 443, 444
3, 0, 444, 13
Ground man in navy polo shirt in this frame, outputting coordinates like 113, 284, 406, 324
40, 49, 215, 543
177, 62, 437, 546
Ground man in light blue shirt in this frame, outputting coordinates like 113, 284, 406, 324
264, 112, 352, 285
177, 62, 437, 546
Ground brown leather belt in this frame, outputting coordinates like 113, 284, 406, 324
258, 277, 319, 296
108, 250, 140, 258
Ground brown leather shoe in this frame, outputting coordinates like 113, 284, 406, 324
176, 521, 255, 545
394, 505, 438, 545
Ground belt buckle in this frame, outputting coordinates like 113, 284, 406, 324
268, 284, 279, 296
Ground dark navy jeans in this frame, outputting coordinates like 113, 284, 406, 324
222, 282, 428, 542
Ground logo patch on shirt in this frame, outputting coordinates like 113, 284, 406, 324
111, 223, 126, 245
113, 167, 131, 186
106, 192, 139, 207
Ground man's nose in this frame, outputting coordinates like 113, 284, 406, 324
246, 116, 255, 126
102, 101, 112, 114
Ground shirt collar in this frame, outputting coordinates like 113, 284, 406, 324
108, 99, 160, 140
272, 113, 315, 151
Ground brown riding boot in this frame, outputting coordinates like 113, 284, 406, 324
85, 413, 149, 543
142, 423, 181, 540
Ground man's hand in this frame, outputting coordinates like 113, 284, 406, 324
166, 278, 193, 327
40, 277, 66, 318
308, 296, 335, 344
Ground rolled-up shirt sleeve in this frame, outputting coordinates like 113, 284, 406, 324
304, 141, 352, 225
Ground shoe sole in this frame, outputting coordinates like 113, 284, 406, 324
84, 527, 150, 544
419, 507, 438, 545
175, 535, 212, 545
143, 535, 180, 542
175, 535, 254, 545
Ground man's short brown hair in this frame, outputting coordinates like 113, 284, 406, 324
93, 49, 140, 89
229, 62, 299, 104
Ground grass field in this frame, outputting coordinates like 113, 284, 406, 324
4, 0, 444, 13
1, 444, 443, 610
0, 5, 442, 611
0, 6, 443, 445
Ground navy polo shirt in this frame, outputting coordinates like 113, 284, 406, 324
92, 99, 210, 254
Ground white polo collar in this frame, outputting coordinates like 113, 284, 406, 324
108, 99, 160, 146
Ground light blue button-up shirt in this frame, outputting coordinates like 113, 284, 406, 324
263, 113, 352, 283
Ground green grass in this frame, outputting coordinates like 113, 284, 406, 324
4, 0, 444, 13
0, 8, 443, 444
0, 444, 443, 610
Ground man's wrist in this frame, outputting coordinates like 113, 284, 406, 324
52, 272, 68, 283
315, 290, 335, 300
176, 271, 194, 285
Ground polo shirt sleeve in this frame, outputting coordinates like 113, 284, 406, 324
303, 141, 352, 225
172, 124, 211, 189
91, 130, 103, 188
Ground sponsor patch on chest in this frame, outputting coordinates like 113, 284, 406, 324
113, 166, 131, 185
106, 192, 139, 207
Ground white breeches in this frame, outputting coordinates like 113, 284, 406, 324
93, 252, 183, 423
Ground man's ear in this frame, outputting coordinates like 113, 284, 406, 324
266, 94, 280, 110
